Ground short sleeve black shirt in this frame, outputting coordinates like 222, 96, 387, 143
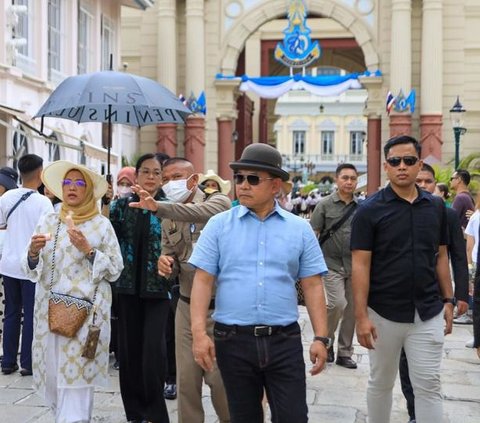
350, 184, 447, 323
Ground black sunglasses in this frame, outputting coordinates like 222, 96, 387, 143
234, 174, 274, 186
386, 156, 419, 167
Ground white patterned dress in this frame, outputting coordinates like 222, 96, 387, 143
22, 212, 123, 395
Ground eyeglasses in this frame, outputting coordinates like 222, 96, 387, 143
138, 168, 161, 178
234, 174, 274, 186
450, 176, 458, 181
62, 179, 86, 187
386, 156, 419, 167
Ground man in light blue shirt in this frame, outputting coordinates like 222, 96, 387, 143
189, 143, 329, 423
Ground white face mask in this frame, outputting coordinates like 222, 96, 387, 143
162, 176, 193, 203
117, 186, 132, 198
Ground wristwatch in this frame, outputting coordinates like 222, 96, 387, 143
442, 297, 457, 306
313, 336, 332, 349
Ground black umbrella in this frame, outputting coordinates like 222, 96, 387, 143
35, 70, 192, 177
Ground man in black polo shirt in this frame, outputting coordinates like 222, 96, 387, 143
351, 135, 454, 423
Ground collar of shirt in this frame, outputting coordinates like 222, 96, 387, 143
383, 184, 432, 204
237, 200, 289, 220
331, 191, 358, 205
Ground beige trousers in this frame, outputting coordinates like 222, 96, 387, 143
323, 267, 355, 357
367, 308, 444, 423
175, 298, 230, 423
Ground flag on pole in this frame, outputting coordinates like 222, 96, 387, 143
386, 91, 396, 115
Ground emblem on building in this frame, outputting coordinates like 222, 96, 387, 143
274, 0, 320, 71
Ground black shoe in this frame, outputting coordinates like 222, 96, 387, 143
20, 368, 32, 376
113, 360, 119, 370
335, 356, 357, 369
164, 383, 177, 400
1, 364, 19, 375
326, 347, 334, 363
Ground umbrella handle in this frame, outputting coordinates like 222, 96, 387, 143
101, 174, 113, 206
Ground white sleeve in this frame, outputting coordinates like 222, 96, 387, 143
0, 196, 5, 227
465, 213, 478, 237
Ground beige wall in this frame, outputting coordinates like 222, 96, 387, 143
0, 0, 138, 172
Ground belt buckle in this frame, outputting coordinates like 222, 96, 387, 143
254, 325, 272, 336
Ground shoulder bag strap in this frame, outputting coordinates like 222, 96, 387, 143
6, 190, 35, 222
319, 202, 357, 246
49, 219, 62, 292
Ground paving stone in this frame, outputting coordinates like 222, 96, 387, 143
2, 308, 479, 422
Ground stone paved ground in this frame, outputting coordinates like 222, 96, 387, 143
1, 308, 479, 422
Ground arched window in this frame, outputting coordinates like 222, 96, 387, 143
289, 119, 308, 155
79, 137, 87, 165
12, 124, 29, 171
47, 132, 61, 161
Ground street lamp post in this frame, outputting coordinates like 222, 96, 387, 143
449, 96, 467, 170
304, 161, 315, 176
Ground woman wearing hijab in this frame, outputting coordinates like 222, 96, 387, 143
116, 166, 136, 199
22, 161, 123, 423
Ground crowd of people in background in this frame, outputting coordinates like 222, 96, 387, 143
0, 135, 479, 423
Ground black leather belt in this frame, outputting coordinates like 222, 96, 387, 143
179, 294, 215, 310
215, 322, 297, 337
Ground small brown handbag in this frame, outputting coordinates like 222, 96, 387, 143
48, 292, 93, 338
47, 219, 96, 338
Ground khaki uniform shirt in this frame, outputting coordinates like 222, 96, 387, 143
309, 191, 357, 274
156, 189, 231, 297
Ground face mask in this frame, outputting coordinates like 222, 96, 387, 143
162, 176, 193, 203
117, 186, 132, 198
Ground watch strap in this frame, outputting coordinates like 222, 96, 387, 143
313, 336, 332, 348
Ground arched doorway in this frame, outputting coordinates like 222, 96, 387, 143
216, 1, 382, 193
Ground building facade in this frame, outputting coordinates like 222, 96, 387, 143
274, 87, 368, 179
122, 0, 479, 193
0, 0, 153, 178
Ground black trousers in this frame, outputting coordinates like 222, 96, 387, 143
109, 291, 119, 359
117, 294, 170, 423
165, 301, 177, 385
399, 348, 415, 420
214, 321, 307, 423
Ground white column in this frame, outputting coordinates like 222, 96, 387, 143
390, 0, 411, 93
246, 33, 261, 145
156, 0, 177, 91
421, 0, 443, 114
185, 0, 205, 96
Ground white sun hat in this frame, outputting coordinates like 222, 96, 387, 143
198, 169, 231, 195
42, 160, 108, 201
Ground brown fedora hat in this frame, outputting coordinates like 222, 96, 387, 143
229, 143, 289, 181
